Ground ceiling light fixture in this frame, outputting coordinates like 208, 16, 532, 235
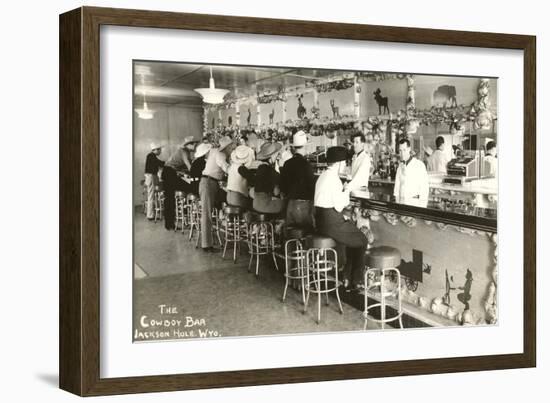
194, 66, 229, 104
134, 72, 156, 120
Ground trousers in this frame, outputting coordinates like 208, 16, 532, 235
199, 177, 219, 248
315, 207, 368, 286
144, 173, 158, 219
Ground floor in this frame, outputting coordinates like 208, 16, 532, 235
133, 212, 378, 341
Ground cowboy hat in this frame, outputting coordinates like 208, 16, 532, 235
194, 143, 212, 159
231, 145, 255, 166
218, 136, 233, 152
326, 146, 347, 164
292, 130, 308, 147
150, 142, 163, 150
181, 135, 198, 147
256, 142, 282, 161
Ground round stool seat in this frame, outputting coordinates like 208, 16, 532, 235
286, 226, 309, 240
306, 235, 337, 249
250, 211, 275, 222
367, 246, 401, 269
224, 205, 243, 215
186, 194, 198, 202
175, 191, 185, 197
154, 185, 163, 192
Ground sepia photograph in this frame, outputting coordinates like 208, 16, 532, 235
132, 61, 498, 342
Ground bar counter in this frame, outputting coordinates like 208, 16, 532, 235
348, 187, 497, 327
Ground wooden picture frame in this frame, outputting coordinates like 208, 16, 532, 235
59, 6, 536, 396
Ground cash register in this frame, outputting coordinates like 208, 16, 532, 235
443, 155, 480, 185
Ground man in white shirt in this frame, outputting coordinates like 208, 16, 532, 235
315, 147, 369, 290
345, 132, 371, 192
393, 138, 429, 207
427, 136, 449, 173
199, 136, 233, 251
484, 141, 498, 177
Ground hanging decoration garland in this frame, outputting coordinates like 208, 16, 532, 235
256, 85, 287, 104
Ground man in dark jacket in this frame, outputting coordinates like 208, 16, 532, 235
280, 130, 316, 230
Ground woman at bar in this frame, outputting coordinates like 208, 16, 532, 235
239, 142, 284, 214
226, 145, 254, 208
314, 146, 369, 289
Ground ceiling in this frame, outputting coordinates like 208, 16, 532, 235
133, 61, 344, 107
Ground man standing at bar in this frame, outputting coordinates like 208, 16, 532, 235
427, 135, 449, 173
345, 132, 371, 192
315, 146, 368, 289
144, 142, 164, 221
394, 138, 429, 207
280, 130, 316, 230
199, 136, 232, 252
162, 136, 197, 230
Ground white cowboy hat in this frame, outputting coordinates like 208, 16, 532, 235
150, 142, 162, 150
218, 136, 233, 152
256, 141, 282, 161
194, 143, 212, 159
292, 130, 308, 147
181, 135, 198, 147
230, 145, 255, 166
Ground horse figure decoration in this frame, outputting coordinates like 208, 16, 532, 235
297, 94, 306, 119
247, 108, 251, 126
269, 108, 275, 124
373, 88, 390, 115
330, 99, 340, 118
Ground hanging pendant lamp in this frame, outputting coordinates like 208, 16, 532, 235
194, 66, 229, 104
135, 92, 155, 120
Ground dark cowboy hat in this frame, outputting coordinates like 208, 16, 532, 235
326, 146, 348, 164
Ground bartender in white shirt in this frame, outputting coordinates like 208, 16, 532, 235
484, 141, 498, 177
344, 132, 371, 192
393, 138, 429, 207
427, 136, 449, 173
315, 147, 369, 290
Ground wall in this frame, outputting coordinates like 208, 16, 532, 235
134, 103, 203, 203
4, 1, 547, 403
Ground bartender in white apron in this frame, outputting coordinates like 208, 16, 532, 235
393, 138, 429, 207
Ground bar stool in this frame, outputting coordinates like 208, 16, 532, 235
282, 227, 310, 305
222, 205, 247, 263
153, 185, 164, 222
248, 212, 279, 276
363, 246, 404, 330
187, 194, 201, 245
304, 235, 344, 324
211, 206, 223, 247
174, 191, 186, 232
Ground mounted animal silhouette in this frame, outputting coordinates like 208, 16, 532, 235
269, 108, 275, 124
433, 85, 457, 108
297, 94, 306, 119
330, 99, 340, 118
247, 108, 251, 126
373, 88, 390, 115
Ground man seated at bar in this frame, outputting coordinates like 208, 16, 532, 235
199, 136, 232, 252
280, 130, 316, 230
314, 146, 368, 290
427, 135, 449, 173
394, 138, 429, 207
239, 142, 284, 214
344, 132, 371, 192
226, 145, 255, 209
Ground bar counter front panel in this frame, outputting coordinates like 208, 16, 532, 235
350, 187, 497, 328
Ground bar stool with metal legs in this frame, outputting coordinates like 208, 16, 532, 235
363, 246, 404, 330
304, 235, 344, 324
187, 194, 201, 244
153, 185, 164, 223
174, 191, 186, 232
282, 227, 309, 305
222, 205, 247, 263
248, 213, 279, 276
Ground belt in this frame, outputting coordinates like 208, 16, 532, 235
201, 175, 220, 181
